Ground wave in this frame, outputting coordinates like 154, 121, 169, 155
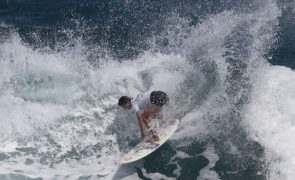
0, 0, 294, 179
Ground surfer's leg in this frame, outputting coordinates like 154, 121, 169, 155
142, 106, 158, 129
142, 107, 152, 123
150, 134, 160, 142
150, 105, 163, 120
142, 105, 159, 122
142, 106, 160, 141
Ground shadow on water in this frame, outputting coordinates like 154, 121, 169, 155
112, 160, 144, 180
113, 139, 210, 179
142, 141, 209, 179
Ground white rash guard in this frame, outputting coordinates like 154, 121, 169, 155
131, 91, 152, 113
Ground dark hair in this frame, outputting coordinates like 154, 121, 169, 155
118, 96, 131, 106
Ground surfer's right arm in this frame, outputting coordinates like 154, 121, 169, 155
136, 112, 145, 140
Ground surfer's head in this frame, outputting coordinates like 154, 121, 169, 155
118, 96, 132, 109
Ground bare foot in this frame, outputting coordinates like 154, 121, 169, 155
147, 134, 160, 142
152, 134, 160, 142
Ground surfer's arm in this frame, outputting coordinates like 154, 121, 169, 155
142, 117, 150, 129
136, 112, 145, 140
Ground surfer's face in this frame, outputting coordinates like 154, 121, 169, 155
122, 101, 131, 110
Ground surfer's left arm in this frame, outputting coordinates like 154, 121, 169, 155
136, 112, 145, 140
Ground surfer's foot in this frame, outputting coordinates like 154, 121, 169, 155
146, 134, 160, 142
151, 134, 160, 142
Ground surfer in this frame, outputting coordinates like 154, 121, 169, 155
118, 90, 169, 142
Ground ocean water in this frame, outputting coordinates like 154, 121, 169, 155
0, 0, 294, 179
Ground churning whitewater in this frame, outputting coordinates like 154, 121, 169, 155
0, 0, 294, 179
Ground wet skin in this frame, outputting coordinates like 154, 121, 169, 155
122, 101, 161, 141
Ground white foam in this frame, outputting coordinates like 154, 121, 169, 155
0, 35, 121, 178
0, 33, 194, 179
0, 0, 284, 178
245, 65, 295, 180
0, 94, 68, 139
197, 146, 220, 180
0, 141, 18, 152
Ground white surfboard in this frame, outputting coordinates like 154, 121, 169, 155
121, 119, 179, 164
